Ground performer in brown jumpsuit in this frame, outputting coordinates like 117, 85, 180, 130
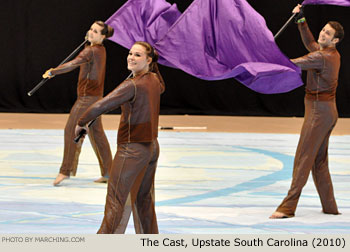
43, 21, 114, 186
270, 5, 344, 218
75, 41, 165, 233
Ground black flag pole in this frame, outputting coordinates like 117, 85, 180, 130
274, 12, 297, 39
27, 39, 88, 96
73, 119, 95, 143
274, 1, 305, 40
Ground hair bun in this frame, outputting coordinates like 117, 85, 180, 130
106, 25, 114, 38
94, 20, 114, 38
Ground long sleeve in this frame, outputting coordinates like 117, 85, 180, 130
298, 21, 320, 53
291, 51, 324, 71
51, 46, 93, 75
78, 80, 135, 126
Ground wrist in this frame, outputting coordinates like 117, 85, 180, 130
297, 17, 306, 24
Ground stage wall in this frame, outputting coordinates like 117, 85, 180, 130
1, 0, 349, 116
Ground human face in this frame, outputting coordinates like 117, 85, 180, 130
318, 24, 338, 49
127, 44, 152, 75
87, 23, 105, 45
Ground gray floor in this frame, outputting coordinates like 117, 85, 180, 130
1, 129, 350, 234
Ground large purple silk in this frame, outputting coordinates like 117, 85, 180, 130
302, 0, 350, 6
106, 0, 303, 94
106, 0, 181, 51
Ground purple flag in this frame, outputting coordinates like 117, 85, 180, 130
302, 0, 350, 6
106, 0, 181, 51
155, 0, 302, 94
107, 0, 303, 94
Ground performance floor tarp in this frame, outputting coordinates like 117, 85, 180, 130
0, 130, 350, 234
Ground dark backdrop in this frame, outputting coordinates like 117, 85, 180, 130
1, 0, 349, 116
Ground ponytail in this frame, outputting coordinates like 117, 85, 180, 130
151, 61, 165, 92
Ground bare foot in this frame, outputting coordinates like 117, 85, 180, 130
53, 173, 69, 186
94, 177, 108, 183
269, 211, 289, 219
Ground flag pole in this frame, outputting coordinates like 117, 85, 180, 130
274, 0, 305, 40
274, 12, 297, 39
27, 39, 88, 96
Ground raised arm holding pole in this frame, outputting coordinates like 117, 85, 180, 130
27, 38, 88, 96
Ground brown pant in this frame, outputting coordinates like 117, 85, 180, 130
59, 96, 112, 177
97, 140, 159, 234
276, 98, 339, 216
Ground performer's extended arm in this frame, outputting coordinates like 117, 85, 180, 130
43, 46, 93, 78
291, 51, 324, 71
77, 80, 135, 127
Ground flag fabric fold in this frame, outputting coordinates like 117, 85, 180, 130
107, 0, 303, 94
106, 0, 181, 50
302, 0, 350, 6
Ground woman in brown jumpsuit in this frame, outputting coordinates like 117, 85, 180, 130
43, 21, 114, 186
75, 42, 165, 233
270, 5, 344, 218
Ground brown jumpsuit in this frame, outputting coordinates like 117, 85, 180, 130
51, 44, 112, 178
78, 72, 165, 233
276, 21, 340, 217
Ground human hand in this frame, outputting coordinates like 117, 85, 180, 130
292, 4, 303, 14
74, 125, 88, 142
42, 68, 55, 79
293, 4, 305, 23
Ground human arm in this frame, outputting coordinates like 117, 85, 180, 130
42, 46, 93, 78
298, 22, 320, 52
292, 4, 319, 52
77, 80, 136, 127
291, 51, 324, 71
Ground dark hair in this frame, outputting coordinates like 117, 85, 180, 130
328, 21, 344, 44
94, 20, 114, 38
134, 41, 165, 87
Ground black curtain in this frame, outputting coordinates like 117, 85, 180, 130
1, 0, 349, 116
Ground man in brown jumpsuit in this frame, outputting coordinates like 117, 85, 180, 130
270, 5, 344, 218
43, 21, 113, 186
76, 42, 165, 233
